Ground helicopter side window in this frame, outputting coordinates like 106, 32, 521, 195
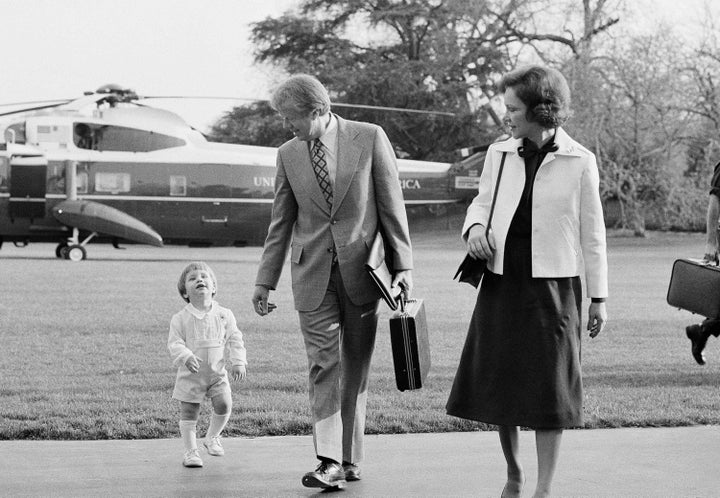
0, 157, 8, 191
170, 175, 186, 196
77, 171, 88, 194
95, 172, 130, 193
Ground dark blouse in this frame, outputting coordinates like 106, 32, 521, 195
507, 137, 558, 240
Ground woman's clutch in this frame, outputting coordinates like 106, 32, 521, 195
453, 253, 486, 288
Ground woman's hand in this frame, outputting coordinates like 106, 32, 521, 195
467, 224, 495, 260
587, 301, 607, 338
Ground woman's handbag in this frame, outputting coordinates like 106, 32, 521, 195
453, 152, 507, 288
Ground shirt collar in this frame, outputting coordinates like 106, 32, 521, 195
494, 127, 582, 157
185, 301, 216, 319
316, 113, 338, 151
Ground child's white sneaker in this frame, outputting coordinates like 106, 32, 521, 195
204, 436, 225, 456
183, 448, 203, 467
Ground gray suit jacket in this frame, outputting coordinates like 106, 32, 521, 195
255, 115, 413, 311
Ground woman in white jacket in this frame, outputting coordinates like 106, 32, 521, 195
446, 65, 608, 498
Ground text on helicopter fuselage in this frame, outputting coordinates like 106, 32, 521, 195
253, 177, 421, 189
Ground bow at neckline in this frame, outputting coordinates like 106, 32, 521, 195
517, 137, 558, 159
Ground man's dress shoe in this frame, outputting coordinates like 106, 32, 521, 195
301, 461, 346, 489
343, 462, 361, 481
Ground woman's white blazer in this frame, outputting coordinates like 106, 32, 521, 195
461, 127, 608, 298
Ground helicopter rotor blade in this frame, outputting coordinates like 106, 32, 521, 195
331, 102, 455, 117
139, 96, 456, 117
0, 100, 72, 117
0, 99, 71, 108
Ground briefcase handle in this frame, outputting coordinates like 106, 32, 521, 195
397, 290, 414, 313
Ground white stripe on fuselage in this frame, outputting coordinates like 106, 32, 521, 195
0, 192, 456, 205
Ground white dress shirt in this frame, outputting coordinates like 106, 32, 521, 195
315, 113, 339, 186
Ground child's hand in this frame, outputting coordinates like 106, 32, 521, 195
230, 365, 246, 381
185, 355, 203, 373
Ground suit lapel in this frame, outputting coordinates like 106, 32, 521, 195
333, 116, 361, 214
285, 139, 331, 214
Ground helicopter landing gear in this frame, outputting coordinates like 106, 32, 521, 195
64, 244, 87, 262
55, 242, 67, 258
58, 228, 97, 261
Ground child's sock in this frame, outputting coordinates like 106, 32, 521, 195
179, 420, 198, 451
206, 412, 230, 440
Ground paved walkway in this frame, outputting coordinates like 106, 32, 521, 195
3, 426, 718, 497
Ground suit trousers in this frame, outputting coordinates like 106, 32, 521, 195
298, 263, 379, 464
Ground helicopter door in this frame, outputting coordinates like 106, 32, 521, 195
9, 154, 48, 219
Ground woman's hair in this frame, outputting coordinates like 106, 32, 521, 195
499, 65, 571, 128
270, 74, 331, 116
177, 261, 217, 302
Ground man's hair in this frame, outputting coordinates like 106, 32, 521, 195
270, 74, 331, 116
499, 65, 572, 128
177, 261, 217, 302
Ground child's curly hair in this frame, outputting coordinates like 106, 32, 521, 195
177, 261, 217, 302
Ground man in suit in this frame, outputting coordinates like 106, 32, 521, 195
251, 74, 413, 489
686, 161, 720, 365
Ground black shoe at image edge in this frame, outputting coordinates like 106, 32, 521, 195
686, 324, 708, 366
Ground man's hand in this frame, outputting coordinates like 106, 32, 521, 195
230, 365, 246, 381
185, 355, 202, 373
252, 285, 277, 316
392, 270, 413, 298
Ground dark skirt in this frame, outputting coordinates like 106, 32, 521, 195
446, 239, 583, 429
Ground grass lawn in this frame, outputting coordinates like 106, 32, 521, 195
1, 228, 718, 440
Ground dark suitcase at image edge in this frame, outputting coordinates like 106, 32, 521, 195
667, 258, 720, 318
389, 298, 431, 391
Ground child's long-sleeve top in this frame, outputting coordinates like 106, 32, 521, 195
168, 301, 247, 370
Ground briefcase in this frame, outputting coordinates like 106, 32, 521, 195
667, 258, 720, 318
389, 298, 430, 391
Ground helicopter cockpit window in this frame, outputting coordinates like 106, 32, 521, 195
74, 123, 95, 149
5, 122, 26, 144
74, 123, 185, 152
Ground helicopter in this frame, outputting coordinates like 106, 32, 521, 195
0, 84, 484, 261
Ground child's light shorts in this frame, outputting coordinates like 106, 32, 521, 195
172, 369, 231, 403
